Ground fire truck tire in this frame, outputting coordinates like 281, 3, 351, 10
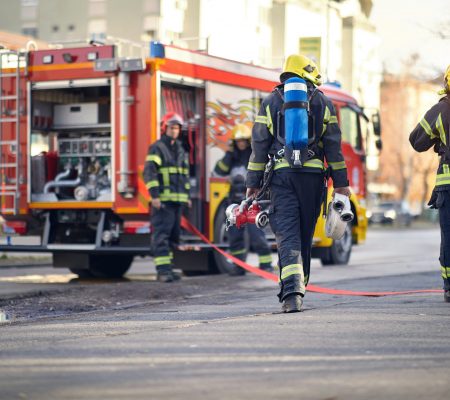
213, 203, 247, 276
89, 255, 134, 278
320, 224, 352, 266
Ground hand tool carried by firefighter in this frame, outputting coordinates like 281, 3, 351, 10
325, 192, 354, 240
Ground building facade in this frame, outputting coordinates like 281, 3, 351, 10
374, 72, 440, 211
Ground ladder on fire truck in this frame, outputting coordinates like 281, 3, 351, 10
0, 50, 27, 215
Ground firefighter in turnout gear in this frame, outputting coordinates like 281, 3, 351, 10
409, 64, 450, 303
144, 112, 190, 282
246, 54, 351, 312
214, 124, 274, 276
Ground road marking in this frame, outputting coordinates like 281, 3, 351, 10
1, 353, 449, 368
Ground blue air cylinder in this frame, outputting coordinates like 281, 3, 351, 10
284, 77, 309, 151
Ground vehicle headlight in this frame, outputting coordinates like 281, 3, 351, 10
384, 210, 396, 219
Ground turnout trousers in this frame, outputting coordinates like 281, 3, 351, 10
228, 224, 273, 269
151, 203, 182, 273
269, 170, 324, 301
438, 191, 450, 291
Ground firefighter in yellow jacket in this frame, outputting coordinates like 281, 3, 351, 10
144, 112, 190, 282
410, 65, 450, 303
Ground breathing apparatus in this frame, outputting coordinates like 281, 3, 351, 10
325, 193, 354, 240
284, 77, 309, 166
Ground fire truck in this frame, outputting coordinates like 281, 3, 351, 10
0, 40, 379, 278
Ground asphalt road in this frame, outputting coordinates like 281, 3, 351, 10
0, 227, 449, 400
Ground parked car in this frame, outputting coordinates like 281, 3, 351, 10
367, 201, 412, 226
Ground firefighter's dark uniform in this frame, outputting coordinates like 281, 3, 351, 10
246, 82, 349, 303
409, 96, 450, 301
144, 134, 190, 276
214, 146, 273, 273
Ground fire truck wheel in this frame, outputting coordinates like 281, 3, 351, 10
88, 255, 134, 278
213, 203, 247, 276
320, 224, 352, 266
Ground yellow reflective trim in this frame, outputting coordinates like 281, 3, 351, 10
259, 254, 272, 264
160, 167, 189, 174
329, 115, 338, 124
255, 115, 268, 124
265, 104, 273, 135
217, 160, 230, 172
146, 154, 162, 166
155, 256, 172, 266
420, 118, 437, 139
324, 106, 331, 123
329, 161, 347, 170
444, 164, 450, 174
146, 180, 159, 189
441, 266, 448, 279
436, 172, 450, 186
160, 169, 170, 188
218, 161, 229, 172
436, 113, 447, 145
159, 192, 189, 202
248, 161, 266, 171
280, 263, 303, 280
274, 159, 324, 170
231, 248, 246, 255
274, 160, 290, 170
304, 159, 325, 169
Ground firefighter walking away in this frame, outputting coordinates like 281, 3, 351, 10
246, 54, 351, 312
214, 124, 274, 275
409, 64, 450, 303
144, 112, 191, 282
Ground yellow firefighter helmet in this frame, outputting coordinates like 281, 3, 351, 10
438, 65, 450, 95
282, 54, 322, 86
231, 124, 251, 140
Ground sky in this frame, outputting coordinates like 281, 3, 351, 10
371, 0, 449, 78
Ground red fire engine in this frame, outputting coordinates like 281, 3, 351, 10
0, 41, 380, 277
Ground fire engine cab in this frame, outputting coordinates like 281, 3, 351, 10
0, 40, 376, 278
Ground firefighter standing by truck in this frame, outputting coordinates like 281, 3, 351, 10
214, 124, 274, 275
409, 65, 450, 303
144, 112, 191, 282
246, 54, 351, 313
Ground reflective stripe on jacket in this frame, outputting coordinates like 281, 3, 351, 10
143, 134, 190, 203
409, 97, 450, 191
246, 83, 349, 189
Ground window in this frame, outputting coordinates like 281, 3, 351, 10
339, 106, 362, 150
22, 26, 38, 38
21, 0, 38, 20
88, 19, 107, 40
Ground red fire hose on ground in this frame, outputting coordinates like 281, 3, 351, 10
181, 217, 442, 297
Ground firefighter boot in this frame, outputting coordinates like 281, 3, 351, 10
282, 294, 303, 313
444, 290, 450, 303
278, 264, 305, 313
156, 266, 181, 283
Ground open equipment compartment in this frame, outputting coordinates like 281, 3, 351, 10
29, 78, 113, 203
